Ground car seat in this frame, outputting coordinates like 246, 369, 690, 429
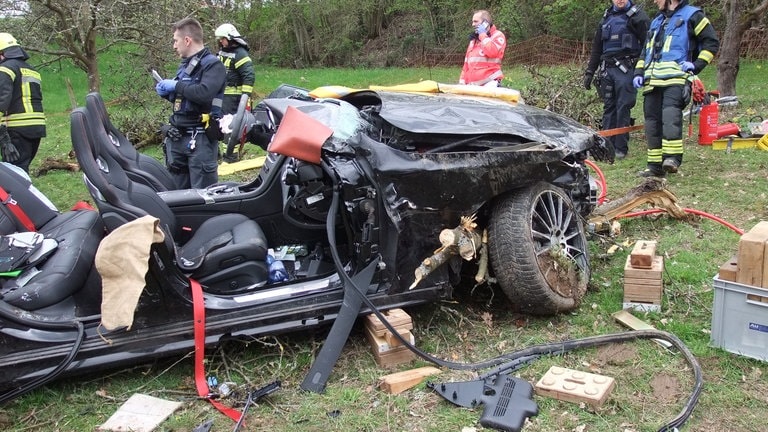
85, 92, 176, 192
70, 107, 269, 294
0, 163, 105, 310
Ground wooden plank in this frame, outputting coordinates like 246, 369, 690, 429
372, 345, 415, 368
630, 241, 657, 269
719, 255, 738, 282
612, 310, 673, 349
534, 366, 615, 408
364, 327, 415, 353
378, 367, 442, 395
364, 309, 413, 337
624, 255, 664, 279
737, 221, 768, 286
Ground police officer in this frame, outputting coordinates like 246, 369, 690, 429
156, 18, 226, 189
214, 23, 254, 116
584, 0, 649, 160
0, 33, 46, 173
633, 0, 718, 177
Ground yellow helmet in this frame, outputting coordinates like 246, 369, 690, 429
214, 23, 240, 40
0, 33, 18, 51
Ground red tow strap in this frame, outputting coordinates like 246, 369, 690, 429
0, 186, 36, 231
190, 278, 243, 422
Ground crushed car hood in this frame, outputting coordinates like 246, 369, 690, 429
367, 91, 599, 151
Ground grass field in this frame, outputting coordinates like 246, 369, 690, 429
2, 58, 768, 431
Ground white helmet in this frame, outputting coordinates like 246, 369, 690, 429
215, 23, 240, 40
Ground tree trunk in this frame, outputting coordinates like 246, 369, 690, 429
717, 0, 768, 96
717, 0, 744, 96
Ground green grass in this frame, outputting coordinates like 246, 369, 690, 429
3, 59, 768, 431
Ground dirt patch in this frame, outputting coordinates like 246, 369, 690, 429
538, 253, 585, 299
595, 343, 638, 366
650, 373, 681, 401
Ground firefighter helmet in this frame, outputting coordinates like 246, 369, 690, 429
214, 24, 240, 40
0, 33, 19, 51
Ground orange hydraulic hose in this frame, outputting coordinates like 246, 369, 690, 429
585, 159, 607, 205
617, 208, 744, 235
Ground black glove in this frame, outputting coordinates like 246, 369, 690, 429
0, 125, 19, 163
583, 73, 593, 90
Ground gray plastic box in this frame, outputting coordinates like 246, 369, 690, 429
711, 275, 768, 361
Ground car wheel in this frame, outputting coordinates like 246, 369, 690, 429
488, 182, 590, 315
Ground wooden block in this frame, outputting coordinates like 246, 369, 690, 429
364, 326, 415, 353
737, 222, 768, 286
534, 366, 615, 408
372, 345, 415, 368
630, 241, 657, 269
612, 310, 673, 349
719, 255, 738, 282
624, 255, 664, 279
364, 309, 413, 337
378, 366, 442, 395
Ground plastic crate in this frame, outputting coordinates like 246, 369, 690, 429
711, 276, 768, 361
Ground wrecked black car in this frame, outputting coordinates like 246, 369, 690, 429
0, 83, 609, 401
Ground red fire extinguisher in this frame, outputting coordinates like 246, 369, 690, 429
698, 101, 719, 145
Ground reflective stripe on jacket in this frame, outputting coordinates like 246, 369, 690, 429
0, 57, 45, 137
218, 45, 254, 96
459, 25, 506, 85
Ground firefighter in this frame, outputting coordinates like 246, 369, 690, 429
633, 0, 718, 177
155, 18, 226, 189
0, 33, 46, 173
584, 0, 650, 160
215, 23, 254, 116
459, 10, 506, 87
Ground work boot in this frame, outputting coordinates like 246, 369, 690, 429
638, 167, 665, 178
662, 158, 679, 174
615, 151, 627, 160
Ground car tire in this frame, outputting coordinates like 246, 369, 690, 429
488, 182, 590, 315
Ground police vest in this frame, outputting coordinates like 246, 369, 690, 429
172, 51, 224, 124
642, 5, 699, 85
601, 5, 641, 56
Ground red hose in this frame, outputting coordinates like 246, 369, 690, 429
617, 208, 744, 235
585, 159, 607, 205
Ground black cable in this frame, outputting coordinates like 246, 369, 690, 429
321, 160, 703, 431
0, 319, 85, 404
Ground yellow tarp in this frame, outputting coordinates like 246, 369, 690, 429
310, 80, 521, 103
218, 156, 266, 176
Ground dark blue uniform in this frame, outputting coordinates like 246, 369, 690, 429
160, 48, 225, 189
584, 1, 650, 158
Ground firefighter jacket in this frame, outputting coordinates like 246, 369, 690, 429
218, 43, 254, 97
0, 46, 45, 138
162, 48, 226, 128
459, 25, 506, 86
634, 0, 719, 91
585, 2, 650, 76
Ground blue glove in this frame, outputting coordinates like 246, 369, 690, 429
475, 21, 489, 35
681, 61, 695, 72
632, 76, 644, 89
155, 79, 177, 96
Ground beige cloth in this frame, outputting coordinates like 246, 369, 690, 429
96, 216, 165, 331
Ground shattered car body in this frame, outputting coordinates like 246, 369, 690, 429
0, 84, 608, 401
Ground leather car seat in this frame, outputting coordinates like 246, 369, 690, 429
0, 163, 105, 310
70, 107, 269, 294
85, 92, 176, 192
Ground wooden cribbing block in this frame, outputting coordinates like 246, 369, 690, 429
364, 309, 413, 338
370, 345, 415, 368
719, 255, 738, 282
534, 366, 615, 408
630, 240, 657, 269
737, 221, 768, 286
378, 366, 441, 395
365, 327, 415, 353
623, 255, 663, 305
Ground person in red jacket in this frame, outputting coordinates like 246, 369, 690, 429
459, 10, 506, 87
